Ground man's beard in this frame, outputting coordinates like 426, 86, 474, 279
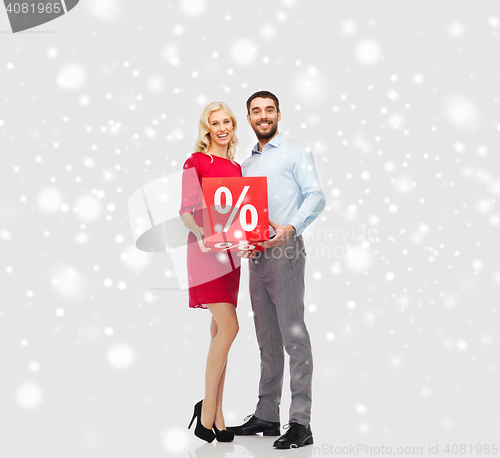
253, 122, 278, 140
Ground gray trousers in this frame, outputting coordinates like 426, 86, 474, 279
249, 235, 313, 426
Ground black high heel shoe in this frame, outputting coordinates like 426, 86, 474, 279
188, 400, 216, 443
213, 424, 235, 442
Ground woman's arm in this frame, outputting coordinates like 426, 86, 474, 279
179, 154, 210, 252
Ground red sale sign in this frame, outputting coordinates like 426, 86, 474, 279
202, 177, 269, 252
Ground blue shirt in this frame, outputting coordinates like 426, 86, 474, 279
241, 132, 326, 237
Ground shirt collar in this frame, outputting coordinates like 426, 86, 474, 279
251, 132, 284, 155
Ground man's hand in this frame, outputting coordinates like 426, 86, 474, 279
259, 220, 295, 249
237, 249, 258, 259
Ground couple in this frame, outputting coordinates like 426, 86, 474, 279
179, 91, 326, 449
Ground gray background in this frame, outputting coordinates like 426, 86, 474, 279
1, 1, 499, 457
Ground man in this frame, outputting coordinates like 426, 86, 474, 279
228, 91, 325, 449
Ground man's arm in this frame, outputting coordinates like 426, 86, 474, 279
287, 147, 326, 236
255, 146, 325, 250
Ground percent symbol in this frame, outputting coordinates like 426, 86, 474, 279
214, 242, 256, 251
214, 186, 258, 232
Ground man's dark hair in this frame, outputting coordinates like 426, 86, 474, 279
246, 91, 280, 114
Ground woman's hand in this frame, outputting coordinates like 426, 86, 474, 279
181, 212, 211, 252
194, 226, 211, 252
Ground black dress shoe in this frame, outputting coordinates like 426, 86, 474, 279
213, 424, 234, 442
227, 414, 281, 436
188, 400, 216, 443
273, 422, 313, 449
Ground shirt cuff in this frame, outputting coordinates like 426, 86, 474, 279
288, 217, 304, 237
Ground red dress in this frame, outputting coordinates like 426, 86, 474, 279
179, 153, 242, 309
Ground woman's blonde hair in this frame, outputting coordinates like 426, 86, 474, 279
195, 101, 239, 162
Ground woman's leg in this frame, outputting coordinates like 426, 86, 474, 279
200, 302, 238, 429
209, 316, 229, 429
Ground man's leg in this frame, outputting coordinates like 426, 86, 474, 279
249, 251, 285, 423
261, 236, 312, 426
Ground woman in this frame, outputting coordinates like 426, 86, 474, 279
180, 102, 241, 443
